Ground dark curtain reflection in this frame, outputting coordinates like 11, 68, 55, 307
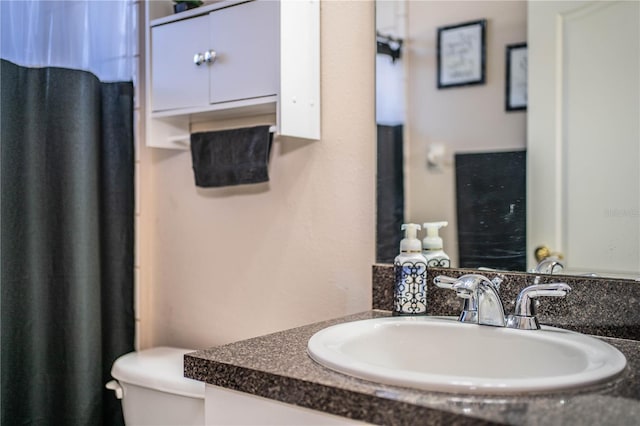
377, 124, 404, 263
455, 150, 527, 271
1, 59, 134, 426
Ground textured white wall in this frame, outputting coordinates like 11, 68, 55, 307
405, 1, 527, 266
140, 1, 376, 349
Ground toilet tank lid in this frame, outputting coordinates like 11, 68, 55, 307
111, 347, 205, 399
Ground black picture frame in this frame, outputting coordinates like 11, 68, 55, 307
505, 43, 528, 111
437, 19, 486, 89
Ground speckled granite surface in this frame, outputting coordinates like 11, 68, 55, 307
185, 266, 640, 425
374, 264, 640, 340
186, 310, 640, 426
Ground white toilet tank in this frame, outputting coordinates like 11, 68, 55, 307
109, 347, 205, 426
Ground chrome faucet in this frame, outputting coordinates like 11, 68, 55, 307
534, 256, 564, 274
434, 274, 571, 330
434, 274, 506, 327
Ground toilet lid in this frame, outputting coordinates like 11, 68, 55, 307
111, 347, 205, 399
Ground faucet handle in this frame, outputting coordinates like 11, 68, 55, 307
434, 273, 499, 297
448, 274, 502, 294
519, 282, 571, 300
433, 275, 458, 289
507, 282, 571, 330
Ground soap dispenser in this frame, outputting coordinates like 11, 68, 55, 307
393, 223, 428, 315
422, 221, 451, 268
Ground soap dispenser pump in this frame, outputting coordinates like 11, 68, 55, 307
393, 223, 428, 316
422, 221, 451, 268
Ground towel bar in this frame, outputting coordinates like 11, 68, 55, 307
169, 125, 278, 146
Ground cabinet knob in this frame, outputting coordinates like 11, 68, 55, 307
204, 50, 217, 64
193, 51, 216, 66
193, 53, 205, 66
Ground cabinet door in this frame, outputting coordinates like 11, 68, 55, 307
208, 0, 279, 104
151, 15, 211, 111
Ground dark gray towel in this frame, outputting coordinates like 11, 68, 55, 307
190, 125, 273, 187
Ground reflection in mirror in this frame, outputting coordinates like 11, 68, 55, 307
375, 1, 639, 279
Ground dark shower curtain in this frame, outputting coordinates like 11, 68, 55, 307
1, 59, 134, 425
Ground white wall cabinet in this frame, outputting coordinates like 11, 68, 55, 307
151, 1, 279, 112
144, 0, 320, 149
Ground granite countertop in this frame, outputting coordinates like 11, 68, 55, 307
185, 310, 640, 426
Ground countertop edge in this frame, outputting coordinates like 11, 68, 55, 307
184, 350, 504, 426
184, 310, 640, 425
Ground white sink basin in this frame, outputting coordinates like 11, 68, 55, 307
307, 316, 626, 394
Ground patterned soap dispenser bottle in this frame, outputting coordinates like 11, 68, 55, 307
393, 223, 428, 315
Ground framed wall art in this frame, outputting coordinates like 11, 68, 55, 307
437, 19, 486, 89
505, 43, 527, 111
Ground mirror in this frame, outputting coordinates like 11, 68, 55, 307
375, 0, 639, 279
